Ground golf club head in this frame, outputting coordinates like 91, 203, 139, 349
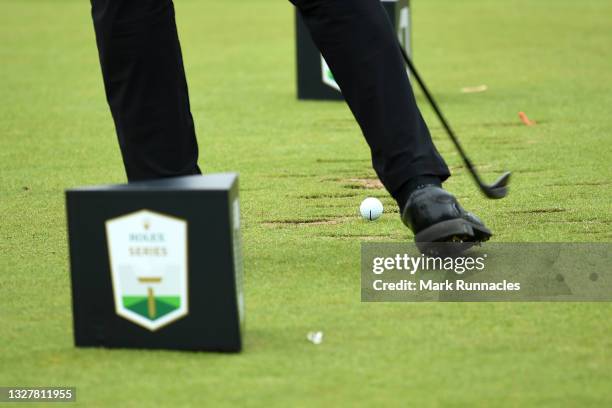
482, 171, 511, 199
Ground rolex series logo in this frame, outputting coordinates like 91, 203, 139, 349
321, 56, 340, 92
105, 210, 189, 331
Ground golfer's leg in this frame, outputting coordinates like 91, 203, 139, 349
291, 0, 450, 206
91, 0, 200, 181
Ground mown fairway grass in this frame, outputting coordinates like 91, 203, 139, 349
1, 0, 611, 406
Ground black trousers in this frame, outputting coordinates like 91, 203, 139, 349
91, 0, 450, 202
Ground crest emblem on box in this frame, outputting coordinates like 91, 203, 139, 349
105, 210, 189, 331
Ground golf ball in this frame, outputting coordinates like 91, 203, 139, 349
360, 197, 383, 221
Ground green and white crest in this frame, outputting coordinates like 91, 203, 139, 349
105, 209, 189, 331
321, 56, 340, 92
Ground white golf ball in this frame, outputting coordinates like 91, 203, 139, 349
360, 197, 383, 221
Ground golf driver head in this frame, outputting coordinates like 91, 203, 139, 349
481, 171, 511, 199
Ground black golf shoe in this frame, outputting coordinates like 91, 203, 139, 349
401, 186, 492, 255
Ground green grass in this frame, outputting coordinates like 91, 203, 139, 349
1, 0, 611, 406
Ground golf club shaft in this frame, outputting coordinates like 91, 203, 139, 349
398, 45, 486, 187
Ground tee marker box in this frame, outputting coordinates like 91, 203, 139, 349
66, 174, 244, 352
296, 0, 412, 100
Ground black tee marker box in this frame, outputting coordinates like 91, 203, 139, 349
295, 0, 412, 100
65, 174, 244, 352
